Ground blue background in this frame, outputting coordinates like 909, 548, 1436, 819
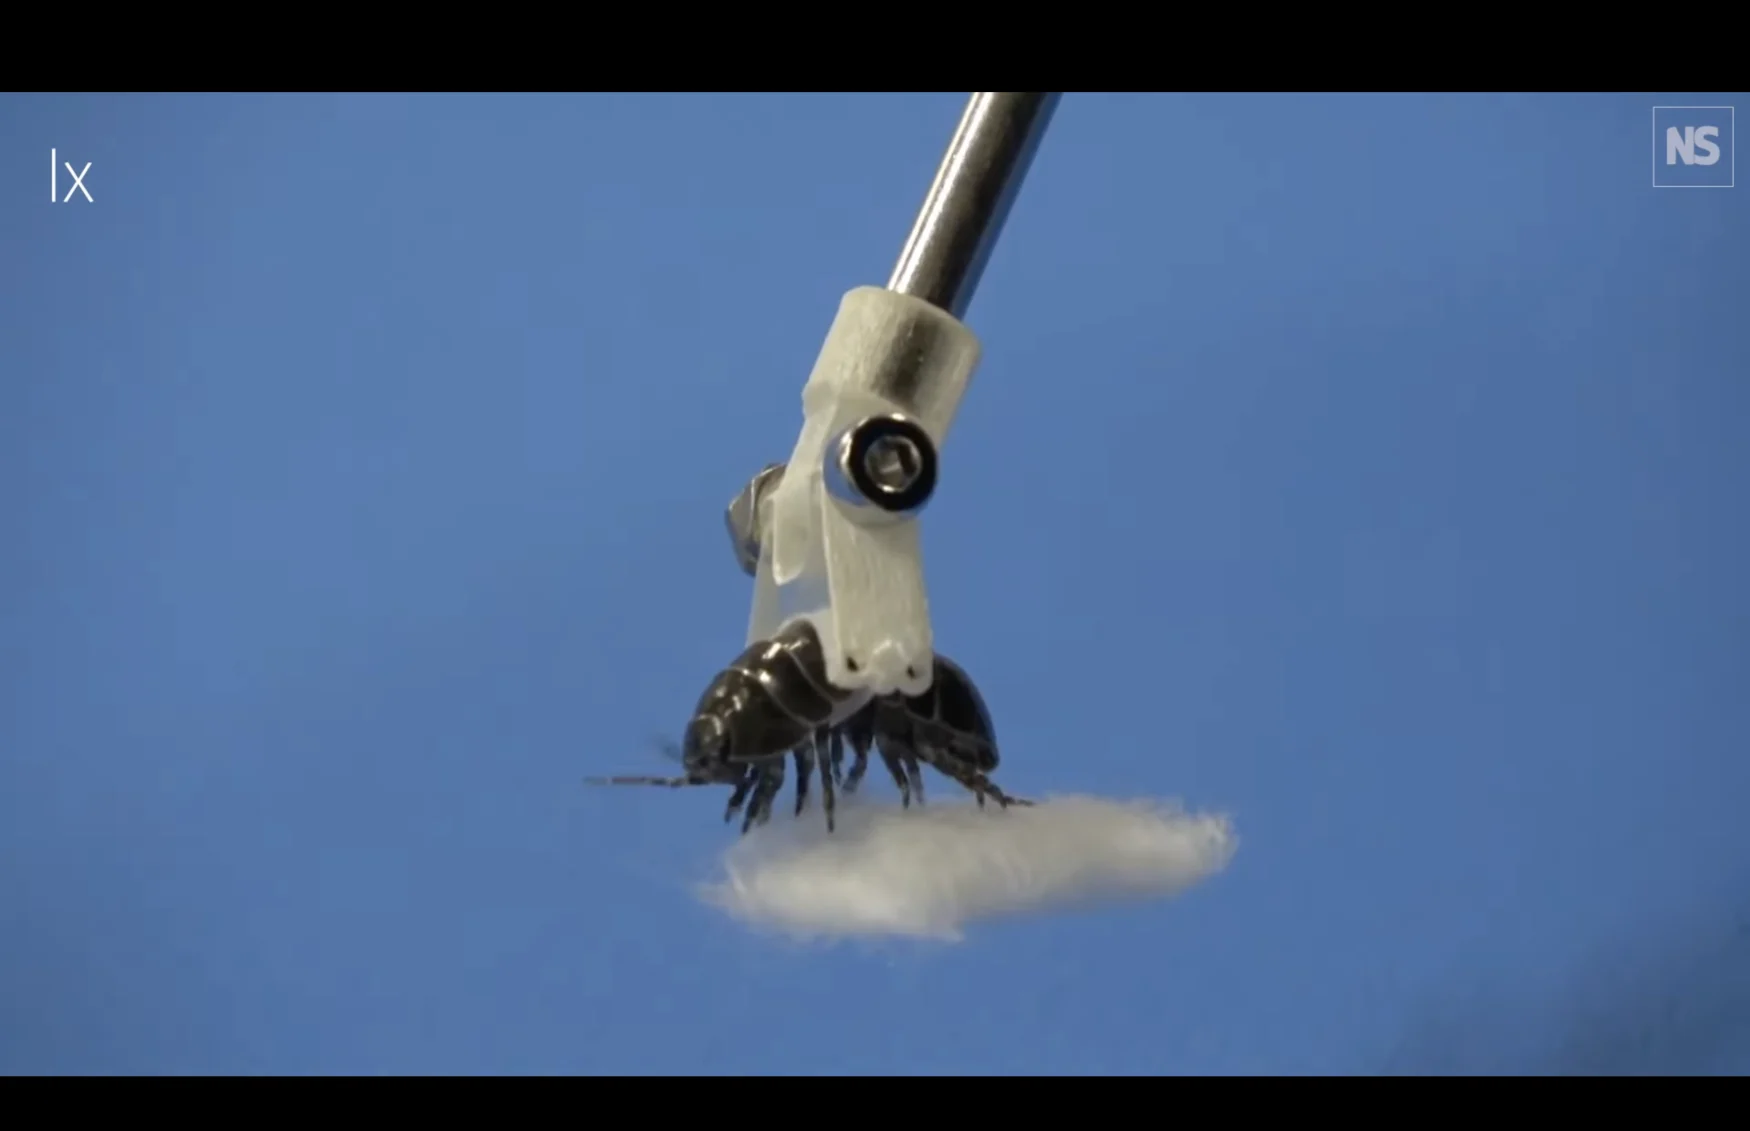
1652, 106, 1735, 188
3, 92, 1746, 1075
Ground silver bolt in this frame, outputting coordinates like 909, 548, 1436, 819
863, 434, 923, 495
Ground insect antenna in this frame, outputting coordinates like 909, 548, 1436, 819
582, 774, 694, 787
582, 734, 694, 788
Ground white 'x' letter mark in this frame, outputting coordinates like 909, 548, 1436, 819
63, 161, 92, 203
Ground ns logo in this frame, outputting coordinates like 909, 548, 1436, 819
1666, 125, 1722, 166
1652, 107, 1734, 187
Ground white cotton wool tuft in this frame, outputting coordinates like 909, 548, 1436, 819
698, 793, 1237, 941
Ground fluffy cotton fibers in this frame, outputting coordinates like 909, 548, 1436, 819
698, 793, 1236, 941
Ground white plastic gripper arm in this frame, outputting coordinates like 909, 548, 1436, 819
723, 93, 1060, 702
747, 288, 979, 699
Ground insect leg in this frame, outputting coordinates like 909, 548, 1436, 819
844, 733, 870, 794
932, 751, 1034, 809
723, 766, 759, 823
904, 752, 926, 808
742, 759, 786, 835
825, 727, 844, 787
818, 732, 838, 833
792, 745, 814, 816
876, 739, 914, 808
840, 706, 875, 794
886, 734, 927, 807
907, 739, 981, 807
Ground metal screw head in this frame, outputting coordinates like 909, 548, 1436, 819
862, 433, 923, 497
824, 413, 938, 516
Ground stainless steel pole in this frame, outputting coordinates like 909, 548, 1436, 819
886, 92, 1061, 320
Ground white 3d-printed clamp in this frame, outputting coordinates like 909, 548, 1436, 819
746, 285, 981, 699
725, 93, 1058, 705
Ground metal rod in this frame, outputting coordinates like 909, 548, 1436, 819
887, 92, 1061, 320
